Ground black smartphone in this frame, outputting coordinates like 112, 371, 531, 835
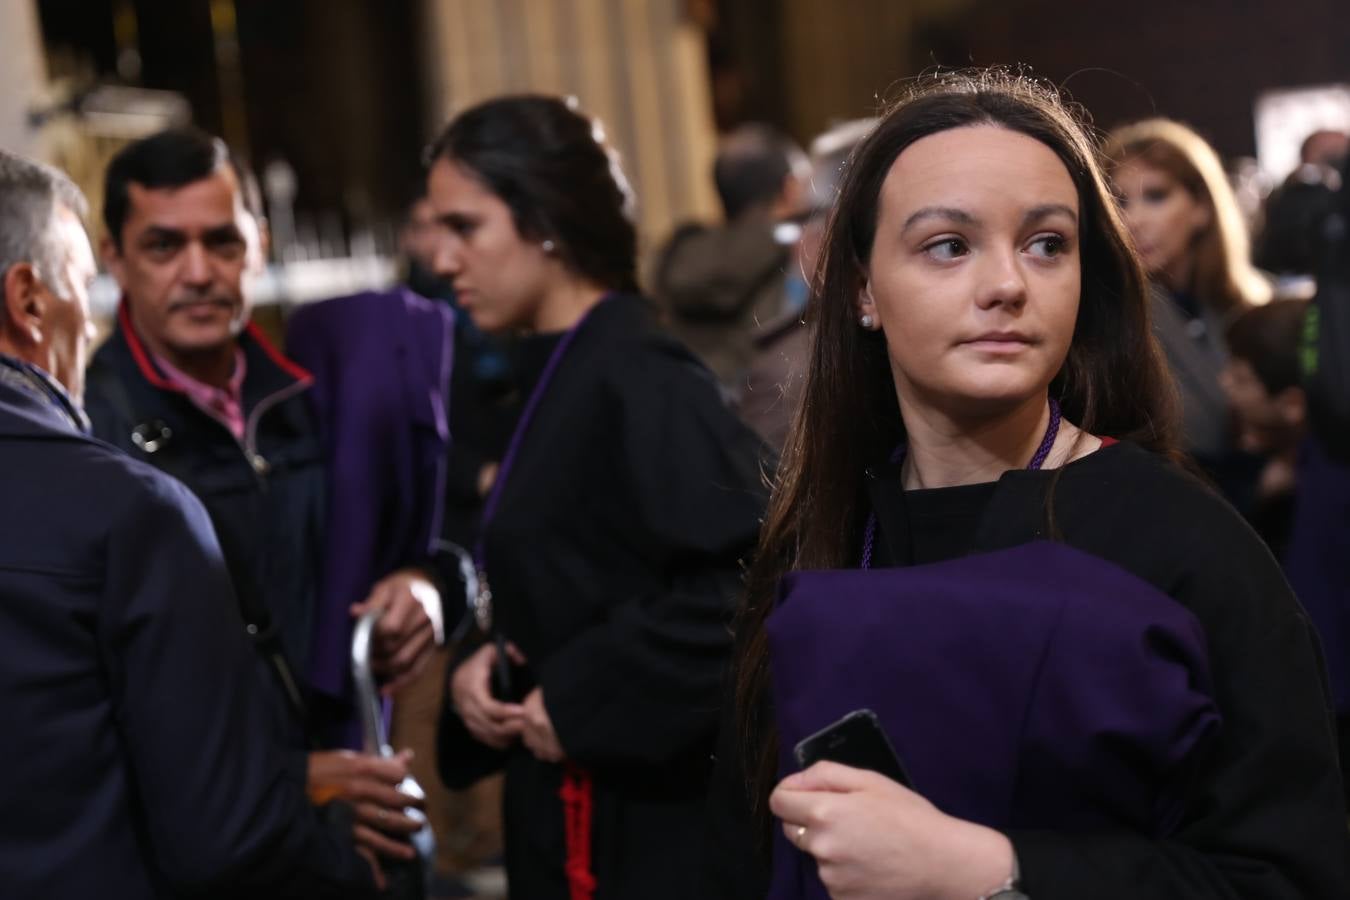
793, 709, 913, 788
489, 632, 535, 703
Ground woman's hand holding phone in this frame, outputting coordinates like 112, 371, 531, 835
770, 761, 1014, 900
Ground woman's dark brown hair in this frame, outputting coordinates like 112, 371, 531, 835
425, 95, 640, 293
732, 70, 1183, 845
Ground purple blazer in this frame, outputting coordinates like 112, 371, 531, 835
766, 541, 1221, 900
285, 288, 454, 711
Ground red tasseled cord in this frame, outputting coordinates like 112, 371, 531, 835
561, 763, 596, 900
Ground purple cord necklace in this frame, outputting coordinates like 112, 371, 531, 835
859, 396, 1062, 570
471, 294, 612, 632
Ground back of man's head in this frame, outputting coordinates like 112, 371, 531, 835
0, 150, 88, 287
713, 124, 807, 222
1300, 130, 1349, 170
104, 127, 262, 249
0, 149, 95, 398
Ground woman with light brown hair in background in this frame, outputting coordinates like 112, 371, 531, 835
1105, 119, 1271, 486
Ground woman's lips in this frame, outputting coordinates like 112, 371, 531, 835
960, 333, 1035, 354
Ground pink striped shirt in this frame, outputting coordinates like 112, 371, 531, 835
153, 349, 248, 440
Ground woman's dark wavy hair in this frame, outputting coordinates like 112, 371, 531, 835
425, 95, 640, 293
732, 70, 1183, 847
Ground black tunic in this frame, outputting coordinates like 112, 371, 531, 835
703, 440, 1349, 898
438, 295, 769, 899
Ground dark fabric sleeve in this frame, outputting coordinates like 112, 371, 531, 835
1011, 499, 1350, 899
101, 469, 374, 898
538, 345, 769, 767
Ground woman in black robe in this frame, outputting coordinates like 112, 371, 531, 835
425, 96, 768, 900
703, 72, 1349, 899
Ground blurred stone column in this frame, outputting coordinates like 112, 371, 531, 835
419, 0, 721, 255
0, 0, 49, 159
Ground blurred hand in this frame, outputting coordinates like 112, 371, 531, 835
520, 687, 564, 763
769, 761, 1013, 900
308, 749, 424, 866
352, 568, 443, 694
449, 642, 525, 749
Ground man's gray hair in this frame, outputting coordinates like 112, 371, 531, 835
0, 149, 89, 287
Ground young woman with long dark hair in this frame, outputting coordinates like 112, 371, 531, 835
425, 96, 768, 900
703, 72, 1348, 900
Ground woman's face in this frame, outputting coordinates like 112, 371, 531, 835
426, 158, 557, 333
863, 125, 1081, 420
1111, 158, 1210, 283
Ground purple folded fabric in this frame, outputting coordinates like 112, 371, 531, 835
766, 541, 1221, 900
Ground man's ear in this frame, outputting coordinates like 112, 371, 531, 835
2, 262, 47, 347
252, 216, 272, 272
101, 235, 127, 289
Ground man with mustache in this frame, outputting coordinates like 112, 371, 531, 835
84, 128, 437, 878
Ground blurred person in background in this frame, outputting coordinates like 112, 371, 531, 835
83, 128, 437, 878
1255, 129, 1348, 280
740, 118, 876, 450
1219, 299, 1310, 557
1106, 119, 1272, 500
0, 148, 378, 898
1286, 147, 1350, 805
652, 122, 808, 398
427, 95, 768, 900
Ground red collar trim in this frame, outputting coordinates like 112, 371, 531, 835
117, 301, 313, 391
244, 320, 313, 384
118, 302, 183, 394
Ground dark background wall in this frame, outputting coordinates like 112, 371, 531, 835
710, 0, 1349, 160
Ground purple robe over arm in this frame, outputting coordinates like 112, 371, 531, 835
765, 541, 1221, 900
285, 288, 454, 731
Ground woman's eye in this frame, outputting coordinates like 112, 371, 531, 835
1143, 187, 1171, 204
924, 238, 967, 261
1028, 234, 1066, 258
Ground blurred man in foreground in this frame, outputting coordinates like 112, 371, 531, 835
0, 148, 380, 896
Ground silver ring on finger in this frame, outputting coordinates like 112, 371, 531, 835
793, 825, 807, 848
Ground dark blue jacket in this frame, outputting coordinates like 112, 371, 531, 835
85, 305, 326, 676
0, 361, 372, 898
